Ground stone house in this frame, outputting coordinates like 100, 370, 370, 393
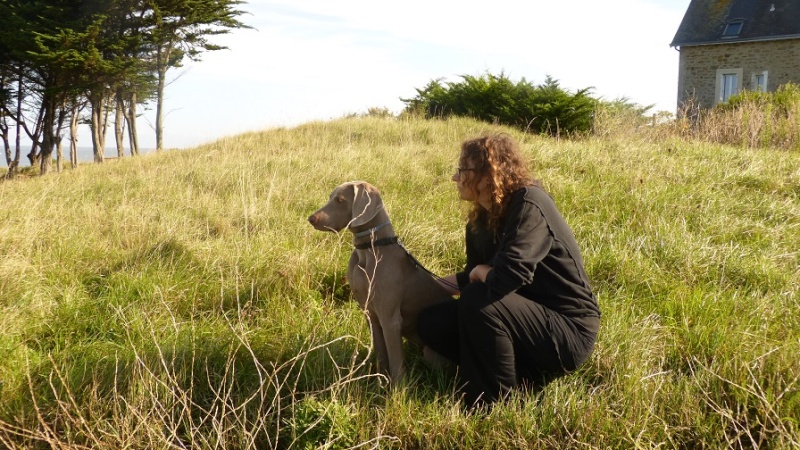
670, 0, 800, 110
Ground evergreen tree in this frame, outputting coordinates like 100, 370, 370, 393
147, 0, 250, 150
0, 0, 250, 174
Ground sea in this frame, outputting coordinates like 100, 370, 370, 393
2, 146, 155, 168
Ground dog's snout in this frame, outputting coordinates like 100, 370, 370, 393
308, 213, 318, 226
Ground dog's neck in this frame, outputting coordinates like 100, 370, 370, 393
350, 212, 396, 248
353, 220, 391, 238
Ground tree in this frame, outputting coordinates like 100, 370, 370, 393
0, 0, 115, 174
0, 0, 250, 174
147, 0, 249, 150
0, 0, 42, 177
15, 1, 74, 174
97, 0, 159, 157
29, 18, 102, 172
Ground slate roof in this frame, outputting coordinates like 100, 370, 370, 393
671, 0, 800, 47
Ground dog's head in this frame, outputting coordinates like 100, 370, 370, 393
307, 181, 385, 232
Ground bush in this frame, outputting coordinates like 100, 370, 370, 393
681, 82, 800, 150
401, 72, 599, 136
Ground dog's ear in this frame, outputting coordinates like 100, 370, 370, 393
349, 182, 383, 228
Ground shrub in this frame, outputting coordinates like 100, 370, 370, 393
401, 72, 599, 136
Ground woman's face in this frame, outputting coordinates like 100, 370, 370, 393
452, 157, 489, 204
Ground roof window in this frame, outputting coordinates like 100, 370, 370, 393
723, 21, 743, 37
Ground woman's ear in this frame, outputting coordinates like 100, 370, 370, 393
349, 182, 384, 228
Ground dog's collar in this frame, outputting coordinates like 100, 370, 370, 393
352, 220, 391, 238
354, 236, 399, 250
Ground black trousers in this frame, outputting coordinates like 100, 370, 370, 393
418, 282, 599, 405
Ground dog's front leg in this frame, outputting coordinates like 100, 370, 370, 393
369, 311, 391, 377
381, 311, 405, 384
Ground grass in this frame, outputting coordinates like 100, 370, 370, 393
0, 115, 799, 448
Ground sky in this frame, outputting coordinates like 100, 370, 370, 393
14, 0, 692, 153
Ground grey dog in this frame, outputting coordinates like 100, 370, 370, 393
308, 181, 452, 383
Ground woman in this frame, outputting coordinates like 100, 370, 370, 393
418, 133, 601, 407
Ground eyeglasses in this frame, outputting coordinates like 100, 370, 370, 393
454, 167, 476, 178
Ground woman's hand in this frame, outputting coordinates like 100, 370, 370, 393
469, 264, 492, 283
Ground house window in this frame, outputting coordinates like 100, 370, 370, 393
716, 68, 743, 103
723, 21, 743, 37
722, 74, 739, 100
753, 71, 768, 92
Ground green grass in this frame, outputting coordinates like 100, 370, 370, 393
1, 116, 798, 448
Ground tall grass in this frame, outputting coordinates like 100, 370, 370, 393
673, 84, 800, 151
0, 116, 798, 448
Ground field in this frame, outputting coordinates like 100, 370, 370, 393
1, 116, 798, 448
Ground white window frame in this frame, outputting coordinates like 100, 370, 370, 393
752, 70, 769, 92
715, 68, 743, 104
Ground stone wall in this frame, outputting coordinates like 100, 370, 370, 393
676, 39, 800, 110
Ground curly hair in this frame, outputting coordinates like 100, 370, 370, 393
459, 133, 539, 230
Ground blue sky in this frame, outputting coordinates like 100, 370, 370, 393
29, 0, 692, 152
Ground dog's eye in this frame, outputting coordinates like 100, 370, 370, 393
335, 195, 345, 203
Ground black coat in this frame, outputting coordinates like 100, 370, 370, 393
455, 185, 601, 319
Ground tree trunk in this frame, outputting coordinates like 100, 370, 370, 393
1, 72, 10, 169
90, 93, 106, 163
1, 116, 15, 179
70, 104, 79, 169
56, 137, 63, 173
156, 63, 166, 151
39, 95, 56, 175
9, 73, 23, 178
115, 90, 125, 157
125, 91, 139, 156
1, 112, 10, 168
27, 143, 40, 168
55, 105, 67, 173
3, 73, 24, 179
39, 141, 52, 175
27, 148, 38, 166
26, 101, 45, 167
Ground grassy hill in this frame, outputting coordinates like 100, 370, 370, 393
1, 116, 798, 448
